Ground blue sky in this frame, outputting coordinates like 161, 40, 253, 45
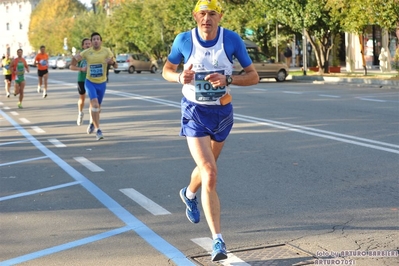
79, 0, 92, 7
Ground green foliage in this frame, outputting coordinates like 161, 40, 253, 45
327, 0, 399, 33
29, 0, 86, 55
28, 0, 398, 66
69, 10, 107, 52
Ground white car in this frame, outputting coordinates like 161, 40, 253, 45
48, 56, 62, 69
25, 56, 35, 67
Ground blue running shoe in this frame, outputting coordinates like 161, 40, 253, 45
96, 129, 104, 141
87, 123, 95, 134
211, 238, 227, 262
179, 187, 200, 223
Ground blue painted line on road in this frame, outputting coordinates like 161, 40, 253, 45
0, 109, 195, 266
0, 156, 48, 167
0, 140, 29, 146
0, 226, 132, 266
0, 181, 81, 202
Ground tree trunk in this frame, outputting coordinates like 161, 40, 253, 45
305, 30, 332, 74
358, 34, 367, 75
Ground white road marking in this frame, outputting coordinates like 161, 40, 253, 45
253, 88, 268, 91
48, 138, 66, 147
319, 94, 340, 98
10, 111, 19, 115
283, 91, 303, 94
4, 106, 10, 110
191, 237, 250, 265
120, 188, 171, 215
107, 90, 399, 154
358, 97, 387, 103
19, 118, 30, 124
73, 157, 104, 172
32, 126, 45, 133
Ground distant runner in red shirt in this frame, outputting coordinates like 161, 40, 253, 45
34, 45, 49, 98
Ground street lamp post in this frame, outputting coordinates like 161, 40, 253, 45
276, 22, 278, 62
302, 28, 307, 75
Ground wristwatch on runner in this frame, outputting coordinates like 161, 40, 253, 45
226, 75, 233, 86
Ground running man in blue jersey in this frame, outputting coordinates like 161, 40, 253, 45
162, 0, 259, 262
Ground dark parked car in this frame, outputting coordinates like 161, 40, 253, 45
114, 53, 158, 74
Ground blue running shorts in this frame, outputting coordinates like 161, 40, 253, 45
85, 79, 106, 104
180, 97, 234, 142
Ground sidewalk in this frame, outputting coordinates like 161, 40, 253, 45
287, 67, 399, 89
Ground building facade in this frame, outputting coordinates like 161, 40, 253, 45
346, 26, 398, 72
0, 0, 40, 57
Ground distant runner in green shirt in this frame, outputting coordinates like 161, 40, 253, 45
13, 49, 30, 109
70, 38, 91, 125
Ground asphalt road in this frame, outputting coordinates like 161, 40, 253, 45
1, 69, 398, 266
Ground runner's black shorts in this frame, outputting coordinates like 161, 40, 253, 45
4, 74, 11, 82
78, 81, 86, 95
38, 69, 48, 77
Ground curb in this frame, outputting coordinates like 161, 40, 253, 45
290, 75, 398, 89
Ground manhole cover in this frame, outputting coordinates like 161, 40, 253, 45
192, 244, 315, 266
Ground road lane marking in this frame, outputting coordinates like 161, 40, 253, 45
48, 138, 66, 147
0, 226, 133, 265
0, 181, 81, 202
73, 157, 104, 172
234, 113, 399, 154
0, 156, 48, 167
0, 108, 195, 266
32, 126, 45, 133
120, 188, 171, 215
106, 90, 399, 154
19, 118, 30, 124
357, 97, 387, 103
4, 106, 10, 110
0, 140, 29, 146
319, 94, 340, 98
10, 111, 19, 115
192, 237, 250, 265
283, 91, 303, 94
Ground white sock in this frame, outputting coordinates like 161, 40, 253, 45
213, 234, 224, 242
185, 187, 196, 200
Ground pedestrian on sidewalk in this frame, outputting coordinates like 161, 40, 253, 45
284, 45, 292, 68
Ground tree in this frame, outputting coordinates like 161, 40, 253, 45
69, 10, 108, 52
327, 0, 399, 73
29, 0, 86, 55
262, 0, 342, 73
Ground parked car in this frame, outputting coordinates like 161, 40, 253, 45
114, 53, 158, 74
56, 56, 72, 69
25, 56, 35, 67
48, 56, 62, 69
233, 50, 289, 82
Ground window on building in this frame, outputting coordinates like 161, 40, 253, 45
6, 6, 9, 13
19, 22, 23, 30
6, 23, 10, 31
19, 5, 22, 12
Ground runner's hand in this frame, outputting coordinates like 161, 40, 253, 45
180, 64, 195, 84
